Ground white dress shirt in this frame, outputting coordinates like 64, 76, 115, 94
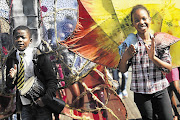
16, 47, 35, 105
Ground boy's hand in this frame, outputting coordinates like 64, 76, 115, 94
36, 97, 45, 107
123, 44, 136, 60
9, 64, 17, 78
145, 37, 155, 60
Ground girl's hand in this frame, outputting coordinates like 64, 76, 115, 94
9, 64, 17, 78
145, 37, 155, 60
123, 44, 136, 60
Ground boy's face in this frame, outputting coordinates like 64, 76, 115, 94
132, 9, 151, 34
13, 30, 32, 51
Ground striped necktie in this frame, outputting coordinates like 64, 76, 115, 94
17, 53, 25, 90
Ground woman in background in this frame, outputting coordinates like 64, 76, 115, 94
166, 67, 180, 120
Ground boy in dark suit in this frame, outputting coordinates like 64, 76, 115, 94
6, 25, 59, 120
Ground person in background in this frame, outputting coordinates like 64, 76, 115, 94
112, 69, 128, 99
118, 5, 173, 120
166, 67, 180, 120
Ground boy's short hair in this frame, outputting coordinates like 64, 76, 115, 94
13, 25, 32, 38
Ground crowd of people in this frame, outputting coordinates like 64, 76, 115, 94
2, 3, 180, 120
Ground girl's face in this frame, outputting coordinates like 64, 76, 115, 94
132, 8, 151, 35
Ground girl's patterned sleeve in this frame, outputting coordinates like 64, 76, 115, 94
157, 46, 171, 72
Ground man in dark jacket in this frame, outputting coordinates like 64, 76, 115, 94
6, 25, 59, 120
